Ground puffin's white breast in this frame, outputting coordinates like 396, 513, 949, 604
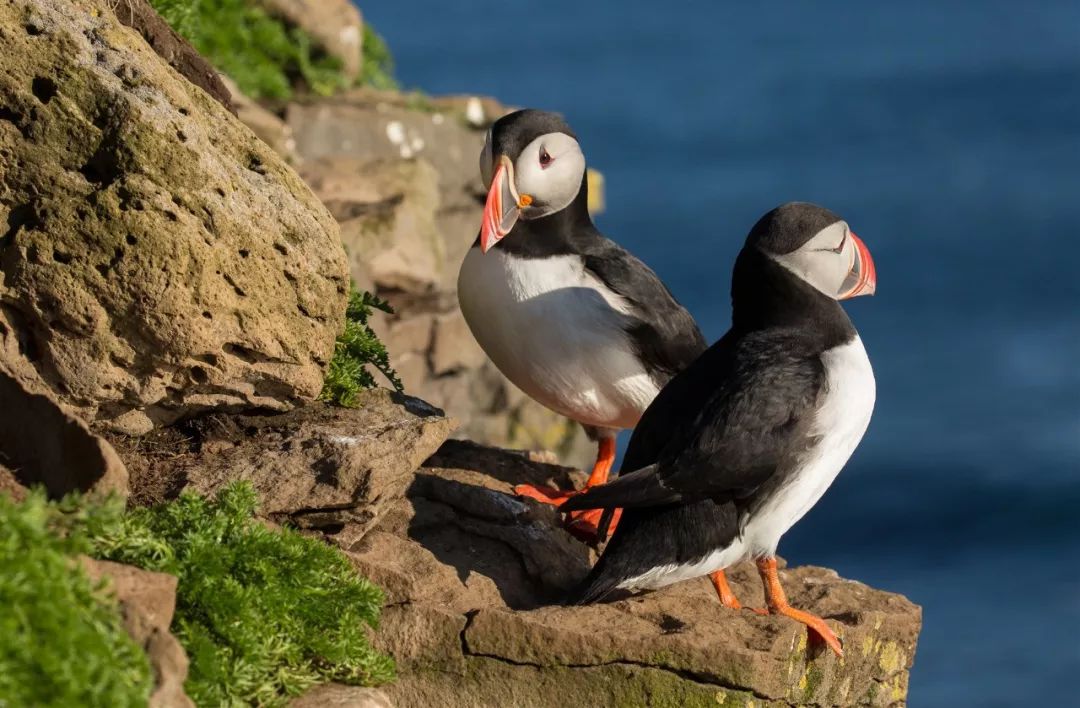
743, 335, 876, 556
457, 248, 659, 430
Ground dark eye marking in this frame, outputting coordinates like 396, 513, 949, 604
818, 233, 847, 253
539, 147, 553, 168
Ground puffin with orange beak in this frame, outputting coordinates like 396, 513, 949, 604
457, 109, 706, 539
561, 203, 877, 657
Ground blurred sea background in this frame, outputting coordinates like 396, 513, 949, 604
362, 1, 1080, 704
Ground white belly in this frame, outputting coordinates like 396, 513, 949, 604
457, 248, 659, 430
617, 540, 747, 592
743, 335, 876, 556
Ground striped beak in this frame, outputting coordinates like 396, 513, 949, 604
838, 233, 877, 299
480, 156, 524, 252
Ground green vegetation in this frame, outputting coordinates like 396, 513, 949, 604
1, 484, 394, 707
361, 24, 398, 91
147, 0, 398, 99
321, 288, 404, 407
0, 493, 152, 708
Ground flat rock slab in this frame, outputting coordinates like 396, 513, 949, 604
117, 391, 454, 537
342, 440, 920, 707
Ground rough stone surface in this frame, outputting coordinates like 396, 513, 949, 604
256, 0, 363, 81
117, 390, 454, 535
0, 328, 128, 498
0, 464, 27, 502
110, 0, 234, 112
334, 440, 921, 708
290, 684, 394, 708
299, 157, 444, 294
0, 0, 348, 435
82, 558, 194, 708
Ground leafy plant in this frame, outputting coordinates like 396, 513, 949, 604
1, 484, 394, 707
0, 492, 152, 708
91, 483, 396, 706
147, 0, 349, 99
321, 288, 403, 407
361, 24, 398, 91
147, 0, 399, 99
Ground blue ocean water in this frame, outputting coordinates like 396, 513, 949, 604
363, 2, 1080, 704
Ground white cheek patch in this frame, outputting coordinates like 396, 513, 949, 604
513, 132, 586, 218
769, 222, 852, 297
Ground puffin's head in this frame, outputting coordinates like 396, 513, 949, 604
747, 202, 876, 300
478, 109, 586, 252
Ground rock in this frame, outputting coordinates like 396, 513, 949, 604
0, 0, 348, 434
0, 330, 128, 499
110, 0, 233, 112
117, 390, 454, 535
338, 439, 921, 707
299, 157, 444, 294
0, 464, 27, 502
82, 558, 194, 708
218, 74, 297, 162
429, 312, 485, 375
255, 0, 363, 82
290, 684, 394, 708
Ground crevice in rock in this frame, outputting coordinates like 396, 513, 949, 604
222, 273, 246, 297
222, 342, 280, 364
31, 76, 58, 104
2, 203, 38, 247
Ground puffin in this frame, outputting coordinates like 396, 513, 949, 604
457, 109, 706, 538
560, 202, 877, 656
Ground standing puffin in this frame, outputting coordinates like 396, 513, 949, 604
561, 203, 877, 656
457, 109, 705, 537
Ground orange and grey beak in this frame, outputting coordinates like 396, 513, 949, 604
480, 155, 531, 252
838, 232, 877, 299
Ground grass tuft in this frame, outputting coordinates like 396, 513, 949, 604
1, 484, 394, 707
321, 288, 403, 407
92, 483, 396, 705
147, 0, 398, 99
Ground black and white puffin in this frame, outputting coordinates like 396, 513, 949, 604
561, 202, 878, 656
457, 109, 705, 537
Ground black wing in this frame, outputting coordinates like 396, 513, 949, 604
580, 238, 706, 384
562, 330, 825, 512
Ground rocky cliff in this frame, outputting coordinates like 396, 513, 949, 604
0, 1, 920, 706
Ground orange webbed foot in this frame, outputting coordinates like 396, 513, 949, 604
754, 557, 843, 657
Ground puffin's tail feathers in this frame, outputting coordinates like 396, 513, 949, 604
563, 558, 620, 605
560, 464, 679, 512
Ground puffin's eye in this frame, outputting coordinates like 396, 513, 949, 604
539, 148, 553, 168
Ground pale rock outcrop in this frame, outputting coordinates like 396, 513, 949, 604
0, 0, 349, 435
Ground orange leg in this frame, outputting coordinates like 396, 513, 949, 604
515, 438, 621, 542
753, 557, 843, 657
708, 570, 742, 610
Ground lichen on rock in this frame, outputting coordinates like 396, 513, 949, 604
0, 0, 349, 435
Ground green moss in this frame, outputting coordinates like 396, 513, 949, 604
2, 484, 393, 707
800, 661, 824, 702
0, 492, 153, 707
320, 287, 403, 407
147, 0, 398, 99
90, 483, 395, 705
